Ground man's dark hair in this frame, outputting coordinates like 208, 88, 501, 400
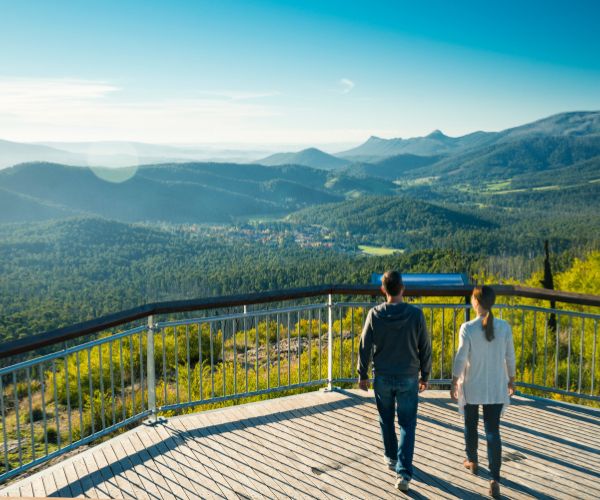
382, 270, 404, 296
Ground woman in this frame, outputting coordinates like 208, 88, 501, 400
451, 286, 516, 499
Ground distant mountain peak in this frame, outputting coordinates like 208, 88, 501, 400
426, 129, 448, 140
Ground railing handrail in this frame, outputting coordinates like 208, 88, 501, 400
2, 283, 599, 360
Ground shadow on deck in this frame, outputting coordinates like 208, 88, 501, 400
1, 389, 599, 499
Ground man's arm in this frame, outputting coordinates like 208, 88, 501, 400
417, 311, 432, 391
357, 309, 374, 390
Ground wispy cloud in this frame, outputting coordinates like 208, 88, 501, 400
0, 77, 281, 142
339, 78, 355, 94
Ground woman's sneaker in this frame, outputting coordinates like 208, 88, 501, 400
395, 476, 410, 492
384, 456, 397, 471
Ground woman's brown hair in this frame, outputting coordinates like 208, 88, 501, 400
472, 286, 496, 341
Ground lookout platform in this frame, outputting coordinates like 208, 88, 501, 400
1, 389, 599, 499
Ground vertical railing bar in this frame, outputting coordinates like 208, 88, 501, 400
99, 343, 105, 430
27, 367, 35, 461
233, 319, 237, 395
318, 308, 322, 381
350, 306, 354, 382
567, 317, 573, 391
531, 311, 537, 384
161, 328, 167, 407
12, 371, 22, 467
51, 361, 60, 451
129, 335, 135, 416
64, 352, 72, 445
339, 305, 343, 380
76, 350, 83, 437
267, 314, 271, 390
223, 319, 227, 397
578, 318, 585, 393
109, 341, 116, 427
88, 349, 94, 435
591, 320, 597, 396
146, 317, 156, 423
543, 313, 549, 386
244, 308, 249, 394
277, 313, 281, 388
441, 308, 445, 379
210, 321, 215, 399
452, 308, 457, 359
429, 308, 434, 378
520, 310, 525, 380
327, 294, 333, 390
139, 330, 144, 414
119, 338, 125, 422
298, 310, 302, 384
287, 312, 291, 386
40, 363, 48, 455
0, 376, 9, 472
25, 366, 35, 460
186, 324, 191, 403
554, 314, 560, 388
309, 308, 313, 382
198, 323, 204, 401
175, 325, 180, 405
255, 315, 259, 391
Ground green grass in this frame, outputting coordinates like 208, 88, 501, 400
358, 245, 404, 256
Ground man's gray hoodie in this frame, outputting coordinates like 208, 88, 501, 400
357, 302, 432, 381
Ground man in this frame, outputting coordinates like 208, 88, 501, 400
358, 270, 432, 492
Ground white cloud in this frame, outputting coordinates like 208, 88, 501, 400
339, 78, 355, 94
0, 77, 281, 142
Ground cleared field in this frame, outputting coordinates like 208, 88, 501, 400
358, 245, 404, 256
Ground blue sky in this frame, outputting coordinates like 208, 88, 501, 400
1, 0, 599, 148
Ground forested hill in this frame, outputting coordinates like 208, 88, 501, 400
288, 194, 600, 255
0, 161, 396, 224
0, 217, 473, 341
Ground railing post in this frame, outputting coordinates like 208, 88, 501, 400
146, 315, 157, 423
326, 293, 334, 391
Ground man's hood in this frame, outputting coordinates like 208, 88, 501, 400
372, 302, 415, 321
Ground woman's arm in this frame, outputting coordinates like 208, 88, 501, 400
505, 322, 517, 395
450, 323, 469, 400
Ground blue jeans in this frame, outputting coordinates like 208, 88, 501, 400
373, 375, 419, 480
464, 404, 503, 482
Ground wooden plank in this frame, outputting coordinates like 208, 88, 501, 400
61, 460, 85, 498
102, 441, 150, 500
223, 405, 327, 499
121, 431, 172, 500
265, 395, 384, 499
85, 446, 124, 500
235, 404, 346, 499
94, 443, 138, 500
181, 414, 271, 499
173, 415, 252, 500
52, 465, 74, 498
41, 470, 57, 498
128, 430, 191, 500
110, 439, 160, 500
153, 421, 230, 499
200, 409, 289, 499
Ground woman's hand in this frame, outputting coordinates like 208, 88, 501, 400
450, 377, 459, 401
508, 378, 515, 397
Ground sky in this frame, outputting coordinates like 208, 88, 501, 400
1, 0, 599, 149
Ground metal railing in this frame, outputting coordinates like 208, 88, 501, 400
0, 284, 599, 483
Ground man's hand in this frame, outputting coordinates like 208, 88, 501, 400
418, 378, 428, 393
358, 379, 370, 391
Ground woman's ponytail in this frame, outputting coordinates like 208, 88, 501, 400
472, 286, 496, 342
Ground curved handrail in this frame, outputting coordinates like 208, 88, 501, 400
1, 283, 599, 360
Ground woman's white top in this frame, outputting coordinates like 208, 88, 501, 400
452, 316, 516, 414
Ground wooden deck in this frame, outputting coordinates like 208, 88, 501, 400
1, 389, 599, 499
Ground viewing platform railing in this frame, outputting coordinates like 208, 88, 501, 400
0, 284, 599, 483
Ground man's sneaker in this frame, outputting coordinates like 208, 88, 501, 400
383, 456, 397, 471
395, 476, 410, 492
